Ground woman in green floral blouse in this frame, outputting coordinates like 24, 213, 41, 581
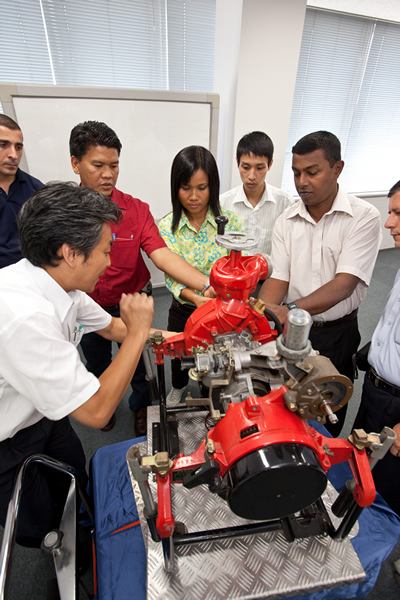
159, 145, 244, 405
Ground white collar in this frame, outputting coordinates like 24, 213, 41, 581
234, 183, 275, 209
288, 185, 353, 222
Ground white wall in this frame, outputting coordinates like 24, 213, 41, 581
308, 0, 400, 22
214, 0, 308, 192
232, 0, 307, 190
213, 0, 243, 193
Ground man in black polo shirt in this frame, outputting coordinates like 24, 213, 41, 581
0, 115, 42, 268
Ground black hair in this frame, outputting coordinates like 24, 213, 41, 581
18, 182, 122, 267
236, 131, 274, 165
170, 146, 220, 233
69, 121, 122, 160
292, 131, 341, 167
0, 115, 21, 131
388, 181, 400, 198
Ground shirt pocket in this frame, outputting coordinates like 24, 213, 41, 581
110, 239, 139, 269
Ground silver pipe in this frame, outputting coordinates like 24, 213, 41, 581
142, 340, 156, 381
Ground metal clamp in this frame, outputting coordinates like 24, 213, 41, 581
348, 427, 396, 465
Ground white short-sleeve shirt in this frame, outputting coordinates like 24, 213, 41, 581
220, 183, 295, 256
271, 187, 382, 322
369, 269, 400, 386
0, 259, 112, 440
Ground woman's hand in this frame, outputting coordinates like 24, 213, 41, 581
204, 285, 217, 299
192, 295, 212, 308
180, 287, 213, 308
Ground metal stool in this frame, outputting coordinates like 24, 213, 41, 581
0, 454, 93, 600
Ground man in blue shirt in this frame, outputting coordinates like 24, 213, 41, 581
353, 180, 400, 515
0, 115, 42, 268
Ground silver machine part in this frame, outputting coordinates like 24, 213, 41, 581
276, 309, 313, 362
282, 308, 312, 351
186, 315, 353, 424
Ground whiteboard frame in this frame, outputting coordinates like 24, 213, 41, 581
0, 83, 219, 174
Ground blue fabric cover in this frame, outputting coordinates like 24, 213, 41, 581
92, 437, 147, 600
92, 424, 400, 600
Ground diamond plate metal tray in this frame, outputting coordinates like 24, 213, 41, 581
128, 406, 364, 600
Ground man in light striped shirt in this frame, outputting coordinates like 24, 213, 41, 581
220, 131, 295, 256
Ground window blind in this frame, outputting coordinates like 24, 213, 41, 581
0, 0, 215, 92
282, 8, 400, 195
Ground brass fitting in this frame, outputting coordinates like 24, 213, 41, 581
249, 297, 266, 315
148, 330, 165, 345
141, 451, 174, 476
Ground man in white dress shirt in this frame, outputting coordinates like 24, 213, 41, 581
220, 131, 294, 256
0, 182, 155, 546
353, 180, 400, 514
259, 131, 382, 436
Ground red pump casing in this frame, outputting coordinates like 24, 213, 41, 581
154, 250, 275, 364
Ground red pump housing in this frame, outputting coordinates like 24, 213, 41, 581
151, 241, 376, 537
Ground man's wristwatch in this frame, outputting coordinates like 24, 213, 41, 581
202, 280, 211, 295
287, 302, 299, 310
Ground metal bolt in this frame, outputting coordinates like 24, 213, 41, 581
206, 439, 215, 454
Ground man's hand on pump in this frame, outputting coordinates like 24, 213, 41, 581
120, 292, 154, 337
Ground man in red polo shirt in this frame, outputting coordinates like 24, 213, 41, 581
70, 121, 212, 435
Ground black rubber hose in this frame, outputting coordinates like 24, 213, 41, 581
264, 307, 283, 336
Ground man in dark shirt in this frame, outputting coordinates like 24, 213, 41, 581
0, 115, 42, 268
70, 121, 214, 436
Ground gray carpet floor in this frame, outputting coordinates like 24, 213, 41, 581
1, 247, 400, 599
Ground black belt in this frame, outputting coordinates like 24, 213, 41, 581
312, 308, 358, 328
171, 297, 197, 315
367, 367, 400, 398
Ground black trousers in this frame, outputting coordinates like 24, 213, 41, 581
309, 316, 360, 437
167, 300, 196, 389
354, 374, 400, 515
80, 303, 151, 413
0, 417, 87, 547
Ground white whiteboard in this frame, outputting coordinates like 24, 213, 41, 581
0, 84, 219, 286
